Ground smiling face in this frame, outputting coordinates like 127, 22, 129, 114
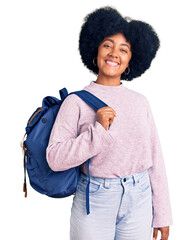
97, 33, 132, 80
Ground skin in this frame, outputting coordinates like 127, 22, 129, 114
153, 226, 170, 240
95, 33, 170, 240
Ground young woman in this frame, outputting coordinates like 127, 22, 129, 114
46, 6, 173, 240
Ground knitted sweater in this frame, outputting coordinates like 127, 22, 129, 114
46, 80, 173, 228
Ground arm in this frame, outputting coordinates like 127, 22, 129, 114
46, 94, 115, 171
145, 98, 173, 228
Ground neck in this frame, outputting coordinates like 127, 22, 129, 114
95, 72, 121, 86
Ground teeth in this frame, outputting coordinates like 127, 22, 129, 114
106, 60, 119, 66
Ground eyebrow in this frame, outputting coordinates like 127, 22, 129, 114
102, 38, 131, 49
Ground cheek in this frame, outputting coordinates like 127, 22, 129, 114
97, 48, 106, 60
120, 58, 129, 68
97, 55, 103, 68
121, 54, 131, 66
127, 53, 132, 63
97, 51, 107, 67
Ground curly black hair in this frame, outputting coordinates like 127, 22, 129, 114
79, 6, 160, 81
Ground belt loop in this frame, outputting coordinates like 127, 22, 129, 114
104, 179, 110, 189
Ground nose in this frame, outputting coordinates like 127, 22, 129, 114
108, 47, 119, 59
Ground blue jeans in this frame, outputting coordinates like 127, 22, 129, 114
70, 170, 153, 240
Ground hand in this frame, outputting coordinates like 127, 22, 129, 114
96, 106, 117, 131
153, 226, 169, 240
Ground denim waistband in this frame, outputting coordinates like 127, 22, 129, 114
79, 170, 148, 186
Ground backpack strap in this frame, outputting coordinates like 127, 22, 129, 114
68, 90, 110, 215
59, 87, 68, 100
68, 90, 108, 111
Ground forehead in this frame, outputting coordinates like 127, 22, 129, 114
101, 33, 131, 46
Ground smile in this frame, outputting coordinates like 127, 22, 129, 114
105, 60, 120, 67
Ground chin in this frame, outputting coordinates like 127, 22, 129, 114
98, 68, 122, 78
105, 72, 121, 78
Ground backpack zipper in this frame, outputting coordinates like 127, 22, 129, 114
28, 107, 42, 125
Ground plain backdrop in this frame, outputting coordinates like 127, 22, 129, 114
0, 0, 193, 239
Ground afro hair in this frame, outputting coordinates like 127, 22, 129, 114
79, 6, 160, 81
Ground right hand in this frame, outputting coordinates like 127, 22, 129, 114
96, 106, 117, 131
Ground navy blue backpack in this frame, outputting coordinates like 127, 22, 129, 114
21, 88, 110, 215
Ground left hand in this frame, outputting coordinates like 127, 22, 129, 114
153, 226, 170, 240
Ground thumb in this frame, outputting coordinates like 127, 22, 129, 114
153, 228, 158, 240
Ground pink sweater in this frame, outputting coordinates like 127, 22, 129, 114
46, 80, 173, 228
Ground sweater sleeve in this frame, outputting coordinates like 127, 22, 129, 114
145, 98, 173, 228
46, 94, 115, 171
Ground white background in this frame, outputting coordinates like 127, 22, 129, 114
1, 0, 192, 239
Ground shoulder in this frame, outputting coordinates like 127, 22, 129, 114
64, 93, 81, 104
124, 87, 150, 104
59, 93, 82, 113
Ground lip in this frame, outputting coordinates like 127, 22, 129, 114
105, 60, 120, 66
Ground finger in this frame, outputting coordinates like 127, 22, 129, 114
153, 228, 158, 240
112, 109, 117, 116
108, 109, 117, 116
105, 107, 117, 116
161, 231, 169, 240
106, 112, 116, 120
160, 227, 169, 240
109, 117, 114, 125
101, 106, 117, 116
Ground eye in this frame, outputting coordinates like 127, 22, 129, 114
121, 49, 128, 53
103, 44, 111, 48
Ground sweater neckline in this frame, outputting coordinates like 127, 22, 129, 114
84, 80, 125, 93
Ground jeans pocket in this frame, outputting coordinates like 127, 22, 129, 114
76, 177, 102, 195
136, 171, 151, 192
